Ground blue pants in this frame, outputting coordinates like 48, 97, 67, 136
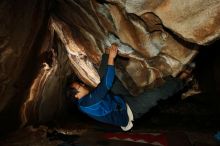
99, 54, 184, 119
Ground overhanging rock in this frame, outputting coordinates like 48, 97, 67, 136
107, 0, 220, 45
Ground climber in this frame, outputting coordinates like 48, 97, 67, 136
66, 43, 191, 131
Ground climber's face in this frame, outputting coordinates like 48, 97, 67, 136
70, 82, 89, 99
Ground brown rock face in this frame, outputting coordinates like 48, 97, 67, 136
0, 0, 219, 129
154, 0, 220, 45
107, 0, 220, 45
0, 0, 51, 113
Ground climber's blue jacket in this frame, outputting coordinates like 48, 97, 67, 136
76, 65, 129, 127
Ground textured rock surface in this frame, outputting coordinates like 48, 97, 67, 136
154, 0, 220, 45
51, 17, 101, 87
0, 0, 219, 130
51, 0, 198, 94
107, 0, 220, 45
0, 0, 51, 113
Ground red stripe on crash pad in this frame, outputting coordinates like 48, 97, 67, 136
104, 132, 168, 146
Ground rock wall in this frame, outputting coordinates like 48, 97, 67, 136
0, 0, 220, 129
107, 0, 220, 45
51, 0, 197, 95
0, 0, 51, 128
